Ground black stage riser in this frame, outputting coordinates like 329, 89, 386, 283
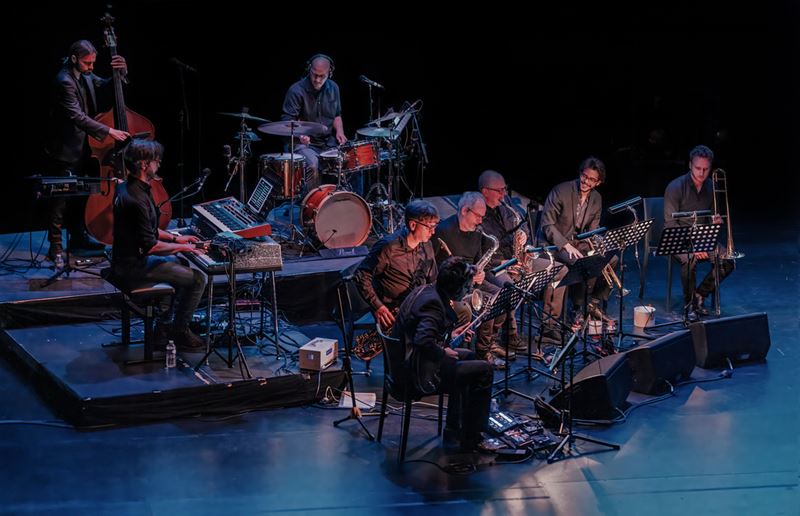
690, 312, 771, 368
626, 329, 696, 395
0, 325, 345, 427
550, 352, 632, 420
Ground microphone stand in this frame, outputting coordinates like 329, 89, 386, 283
158, 172, 207, 210
410, 109, 428, 197
175, 65, 190, 226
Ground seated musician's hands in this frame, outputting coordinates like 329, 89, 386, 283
694, 251, 709, 260
176, 243, 202, 255
175, 234, 200, 245
564, 242, 582, 260
299, 135, 311, 145
473, 270, 486, 285
335, 131, 348, 145
375, 305, 395, 330
443, 347, 459, 359
451, 321, 474, 344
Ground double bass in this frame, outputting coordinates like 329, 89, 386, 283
84, 12, 172, 245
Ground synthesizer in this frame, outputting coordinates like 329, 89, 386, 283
184, 232, 282, 274
191, 177, 273, 239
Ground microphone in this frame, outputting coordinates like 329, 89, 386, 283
575, 227, 607, 240
491, 258, 518, 274
170, 57, 198, 73
672, 210, 713, 218
608, 196, 643, 214
198, 168, 211, 190
359, 75, 384, 89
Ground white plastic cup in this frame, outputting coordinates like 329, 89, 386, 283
633, 306, 656, 328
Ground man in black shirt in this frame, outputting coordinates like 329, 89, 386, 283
354, 200, 440, 330
434, 192, 507, 367
392, 257, 492, 452
111, 139, 207, 350
281, 54, 347, 192
664, 145, 734, 317
478, 170, 567, 342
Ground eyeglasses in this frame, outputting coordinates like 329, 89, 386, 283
580, 172, 600, 185
483, 185, 508, 194
412, 219, 438, 231
467, 207, 486, 220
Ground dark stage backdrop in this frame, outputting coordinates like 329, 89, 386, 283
14, 2, 798, 234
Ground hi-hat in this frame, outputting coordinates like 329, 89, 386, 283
218, 111, 270, 123
258, 120, 327, 136
357, 127, 400, 139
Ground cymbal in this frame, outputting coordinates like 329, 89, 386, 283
258, 120, 327, 136
234, 130, 261, 142
218, 111, 270, 123
367, 110, 402, 125
357, 127, 400, 139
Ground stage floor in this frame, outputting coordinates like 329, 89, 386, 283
0, 223, 797, 514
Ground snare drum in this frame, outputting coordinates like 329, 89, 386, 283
259, 153, 305, 198
340, 141, 379, 173
301, 185, 372, 248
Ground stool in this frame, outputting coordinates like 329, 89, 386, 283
101, 267, 175, 364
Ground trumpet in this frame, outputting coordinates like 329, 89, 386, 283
712, 168, 744, 260
587, 235, 630, 296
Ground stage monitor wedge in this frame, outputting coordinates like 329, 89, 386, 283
690, 312, 771, 368
626, 329, 695, 394
550, 352, 632, 420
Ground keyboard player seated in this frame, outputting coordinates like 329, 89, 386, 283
111, 139, 207, 351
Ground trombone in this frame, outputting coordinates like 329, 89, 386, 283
712, 168, 744, 260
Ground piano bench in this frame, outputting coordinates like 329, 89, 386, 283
101, 267, 175, 363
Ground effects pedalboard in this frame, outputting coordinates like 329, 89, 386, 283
485, 411, 554, 450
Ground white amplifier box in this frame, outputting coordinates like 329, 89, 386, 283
299, 338, 338, 371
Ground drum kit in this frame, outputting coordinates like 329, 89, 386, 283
217, 105, 414, 249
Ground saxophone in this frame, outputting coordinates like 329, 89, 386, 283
469, 228, 500, 312
475, 228, 500, 272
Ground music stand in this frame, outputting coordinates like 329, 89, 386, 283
493, 265, 563, 398
597, 220, 654, 349
653, 223, 722, 325
555, 254, 609, 360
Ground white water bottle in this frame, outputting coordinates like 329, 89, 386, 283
165, 340, 176, 369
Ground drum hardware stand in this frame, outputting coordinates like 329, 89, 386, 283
224, 118, 256, 203
285, 123, 310, 246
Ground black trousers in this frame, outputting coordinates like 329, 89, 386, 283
114, 255, 207, 328
672, 250, 735, 305
440, 348, 493, 443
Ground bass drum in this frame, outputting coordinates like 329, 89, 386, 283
301, 185, 372, 248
